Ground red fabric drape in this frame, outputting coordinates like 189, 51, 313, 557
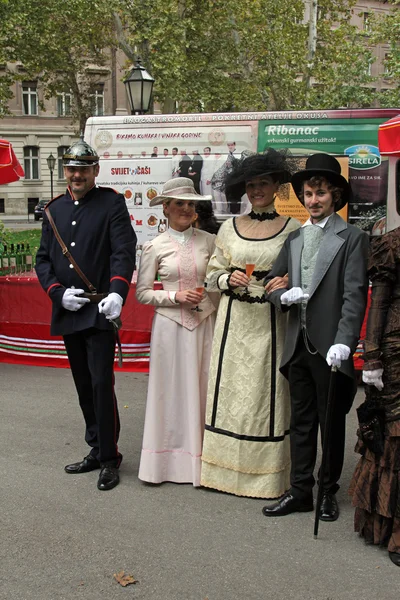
378, 116, 400, 157
0, 139, 24, 184
0, 274, 156, 372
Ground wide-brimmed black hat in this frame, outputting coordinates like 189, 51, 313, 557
222, 148, 296, 200
291, 154, 351, 211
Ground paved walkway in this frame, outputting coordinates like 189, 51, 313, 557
1, 214, 42, 230
1, 363, 398, 600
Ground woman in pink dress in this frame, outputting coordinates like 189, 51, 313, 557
136, 177, 217, 486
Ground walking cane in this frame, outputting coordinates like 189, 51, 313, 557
314, 365, 337, 539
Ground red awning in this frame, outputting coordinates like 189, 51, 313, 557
0, 139, 25, 184
378, 114, 400, 156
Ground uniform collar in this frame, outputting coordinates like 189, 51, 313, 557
67, 184, 97, 202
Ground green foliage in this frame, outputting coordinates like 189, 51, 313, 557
370, 0, 400, 107
1, 0, 120, 130
0, 225, 41, 261
120, 0, 375, 111
0, 0, 394, 120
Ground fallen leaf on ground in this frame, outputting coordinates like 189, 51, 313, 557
113, 570, 137, 587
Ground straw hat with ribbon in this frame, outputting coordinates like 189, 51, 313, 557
149, 177, 212, 207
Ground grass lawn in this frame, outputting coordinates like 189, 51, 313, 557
0, 227, 42, 264
4, 229, 42, 250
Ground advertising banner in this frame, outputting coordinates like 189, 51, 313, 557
274, 158, 349, 224
94, 124, 257, 220
258, 118, 386, 231
96, 159, 171, 264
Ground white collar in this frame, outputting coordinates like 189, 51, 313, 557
168, 226, 194, 244
302, 214, 332, 229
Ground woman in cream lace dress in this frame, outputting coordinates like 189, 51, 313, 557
136, 178, 217, 487
201, 150, 300, 498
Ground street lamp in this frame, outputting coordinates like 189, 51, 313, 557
124, 60, 155, 115
46, 153, 56, 200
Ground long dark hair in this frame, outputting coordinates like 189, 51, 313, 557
195, 201, 220, 234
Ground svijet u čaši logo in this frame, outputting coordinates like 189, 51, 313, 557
344, 145, 381, 170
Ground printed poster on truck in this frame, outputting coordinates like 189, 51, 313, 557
91, 123, 257, 222
96, 159, 172, 265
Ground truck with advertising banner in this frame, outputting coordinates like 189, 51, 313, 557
85, 108, 399, 251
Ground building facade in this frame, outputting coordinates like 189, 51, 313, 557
0, 0, 396, 215
0, 52, 131, 215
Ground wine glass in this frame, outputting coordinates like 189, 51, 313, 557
191, 279, 204, 312
244, 263, 255, 293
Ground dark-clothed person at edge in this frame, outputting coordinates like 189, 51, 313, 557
35, 138, 136, 491
262, 153, 369, 521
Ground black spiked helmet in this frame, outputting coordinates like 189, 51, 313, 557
291, 153, 351, 211
63, 136, 99, 167
222, 148, 297, 201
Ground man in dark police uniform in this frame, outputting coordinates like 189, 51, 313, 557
36, 138, 136, 491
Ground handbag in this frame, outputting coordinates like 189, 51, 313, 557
356, 393, 386, 457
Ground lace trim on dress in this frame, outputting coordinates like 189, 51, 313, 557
222, 289, 268, 304
170, 236, 198, 330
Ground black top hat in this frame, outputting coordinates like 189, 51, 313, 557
291, 153, 351, 211
221, 148, 296, 201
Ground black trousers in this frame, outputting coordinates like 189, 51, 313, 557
63, 328, 121, 467
288, 334, 355, 498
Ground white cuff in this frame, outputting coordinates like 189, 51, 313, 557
168, 291, 178, 304
217, 274, 230, 291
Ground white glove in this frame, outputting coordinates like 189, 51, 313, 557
326, 344, 351, 368
61, 288, 90, 312
280, 287, 310, 306
362, 368, 384, 391
98, 292, 123, 320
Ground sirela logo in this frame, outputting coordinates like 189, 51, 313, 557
344, 145, 381, 170
136, 220, 143, 226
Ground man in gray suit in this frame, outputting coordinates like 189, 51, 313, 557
262, 154, 369, 521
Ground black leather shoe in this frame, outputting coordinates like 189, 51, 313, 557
262, 492, 313, 517
65, 455, 100, 474
97, 466, 119, 491
389, 552, 400, 567
319, 493, 339, 521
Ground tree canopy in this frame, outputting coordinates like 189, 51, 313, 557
370, 0, 400, 108
0, 0, 119, 129
0, 0, 396, 125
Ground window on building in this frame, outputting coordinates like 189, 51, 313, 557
0, 199, 4, 213
90, 86, 104, 116
27, 198, 39, 215
363, 12, 370, 32
23, 146, 39, 180
57, 146, 69, 179
22, 83, 38, 115
57, 92, 72, 117
384, 53, 392, 76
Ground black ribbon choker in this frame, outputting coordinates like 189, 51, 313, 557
249, 210, 279, 221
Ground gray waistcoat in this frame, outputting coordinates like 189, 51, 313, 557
300, 225, 324, 326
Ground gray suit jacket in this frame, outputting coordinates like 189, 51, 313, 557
266, 213, 369, 379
